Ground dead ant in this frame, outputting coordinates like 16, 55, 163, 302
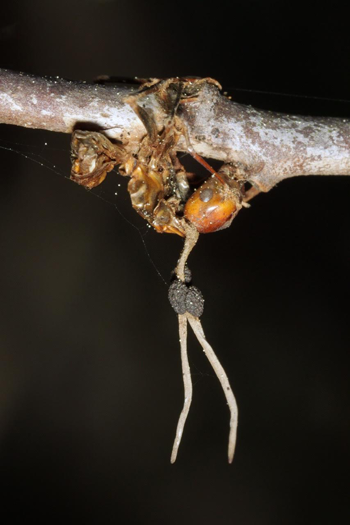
70, 77, 256, 463
71, 77, 251, 237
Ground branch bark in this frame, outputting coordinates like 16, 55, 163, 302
1, 68, 350, 192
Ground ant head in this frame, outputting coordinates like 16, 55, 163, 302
184, 174, 242, 233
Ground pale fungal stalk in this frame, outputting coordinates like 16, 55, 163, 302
187, 314, 238, 463
175, 221, 199, 281
171, 219, 238, 463
171, 311, 238, 463
170, 314, 192, 464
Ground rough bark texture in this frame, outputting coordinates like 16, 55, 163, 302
0, 69, 145, 148
1, 68, 350, 192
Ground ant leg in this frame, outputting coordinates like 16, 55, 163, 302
125, 98, 158, 143
244, 186, 261, 203
124, 81, 166, 142
179, 122, 226, 185
125, 78, 182, 142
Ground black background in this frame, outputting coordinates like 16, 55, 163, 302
1, 1, 350, 523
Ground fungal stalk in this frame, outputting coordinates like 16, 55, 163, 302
170, 314, 192, 464
170, 223, 238, 463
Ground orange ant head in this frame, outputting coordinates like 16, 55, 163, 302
184, 175, 241, 234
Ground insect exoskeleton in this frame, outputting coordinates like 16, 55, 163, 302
152, 198, 186, 236
184, 171, 242, 234
120, 156, 162, 212
70, 130, 126, 189
127, 164, 163, 215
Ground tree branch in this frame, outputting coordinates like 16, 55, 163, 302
1, 68, 350, 192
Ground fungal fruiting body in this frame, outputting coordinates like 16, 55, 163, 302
169, 228, 238, 463
70, 77, 244, 463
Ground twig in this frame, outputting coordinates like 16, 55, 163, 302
0, 69, 145, 149
1, 69, 350, 193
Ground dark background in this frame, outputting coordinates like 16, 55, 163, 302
1, 1, 350, 523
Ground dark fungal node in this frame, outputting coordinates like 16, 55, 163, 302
168, 268, 204, 318
168, 280, 188, 315
185, 286, 204, 317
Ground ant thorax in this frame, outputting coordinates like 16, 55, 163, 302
118, 121, 190, 236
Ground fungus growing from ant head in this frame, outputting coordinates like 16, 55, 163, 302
70, 78, 256, 462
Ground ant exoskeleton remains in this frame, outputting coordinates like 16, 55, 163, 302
71, 77, 251, 237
